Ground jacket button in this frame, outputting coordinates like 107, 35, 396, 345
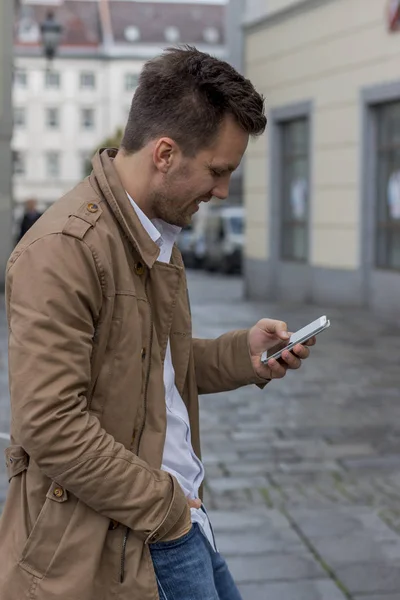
87, 203, 99, 213
134, 262, 144, 276
141, 347, 146, 360
53, 486, 64, 498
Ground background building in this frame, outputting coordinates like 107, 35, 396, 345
0, 1, 15, 287
243, 0, 400, 318
13, 0, 226, 219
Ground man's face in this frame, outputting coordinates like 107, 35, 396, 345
150, 116, 249, 227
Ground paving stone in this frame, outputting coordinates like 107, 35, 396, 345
279, 461, 341, 474
342, 455, 400, 471
289, 507, 393, 540
228, 552, 325, 583
208, 476, 269, 493
226, 462, 271, 476
202, 451, 239, 465
335, 563, 400, 595
353, 596, 400, 600
207, 509, 291, 532
311, 532, 400, 566
239, 580, 347, 600
216, 530, 304, 556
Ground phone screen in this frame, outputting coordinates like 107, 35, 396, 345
289, 318, 325, 345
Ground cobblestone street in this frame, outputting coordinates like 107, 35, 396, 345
2, 271, 400, 599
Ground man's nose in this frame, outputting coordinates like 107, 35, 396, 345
212, 179, 230, 200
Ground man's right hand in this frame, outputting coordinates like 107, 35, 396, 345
162, 498, 201, 542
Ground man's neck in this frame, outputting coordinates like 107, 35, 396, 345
114, 150, 155, 219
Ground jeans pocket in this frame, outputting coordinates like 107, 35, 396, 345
149, 523, 197, 551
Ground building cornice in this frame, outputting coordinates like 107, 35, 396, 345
243, 0, 338, 34
14, 43, 226, 61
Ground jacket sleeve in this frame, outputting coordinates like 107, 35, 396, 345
192, 330, 268, 395
6, 234, 187, 543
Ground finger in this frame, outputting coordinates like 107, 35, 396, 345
291, 344, 310, 360
267, 358, 287, 379
281, 350, 302, 369
305, 336, 316, 347
187, 498, 202, 509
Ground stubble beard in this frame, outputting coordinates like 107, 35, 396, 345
149, 188, 190, 228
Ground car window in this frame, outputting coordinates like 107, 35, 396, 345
229, 216, 244, 234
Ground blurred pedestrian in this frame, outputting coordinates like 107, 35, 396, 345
17, 198, 42, 242
0, 47, 315, 600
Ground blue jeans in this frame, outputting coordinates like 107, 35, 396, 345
150, 523, 243, 600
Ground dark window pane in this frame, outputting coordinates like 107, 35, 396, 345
280, 118, 309, 261
375, 102, 400, 270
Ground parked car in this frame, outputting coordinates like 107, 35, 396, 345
203, 206, 245, 274
177, 221, 206, 269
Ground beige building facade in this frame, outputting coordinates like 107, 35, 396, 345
0, 0, 15, 288
243, 0, 400, 318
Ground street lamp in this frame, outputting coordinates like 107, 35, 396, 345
40, 11, 63, 63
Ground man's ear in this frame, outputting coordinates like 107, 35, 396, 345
153, 137, 177, 173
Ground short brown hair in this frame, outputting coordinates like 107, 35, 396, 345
121, 46, 266, 156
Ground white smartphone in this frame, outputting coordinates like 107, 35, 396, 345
260, 315, 330, 365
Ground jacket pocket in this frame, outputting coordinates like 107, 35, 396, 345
19, 481, 78, 579
5, 444, 29, 481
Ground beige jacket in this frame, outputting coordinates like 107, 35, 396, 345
0, 149, 265, 600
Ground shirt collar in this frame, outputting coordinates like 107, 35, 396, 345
126, 193, 161, 244
126, 193, 182, 246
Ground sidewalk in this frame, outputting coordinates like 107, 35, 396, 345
1, 272, 400, 599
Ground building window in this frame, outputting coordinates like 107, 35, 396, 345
80, 71, 96, 90
13, 151, 25, 175
46, 107, 59, 129
125, 73, 138, 92
280, 118, 309, 261
14, 107, 26, 128
45, 70, 61, 89
81, 108, 95, 130
375, 101, 400, 270
46, 151, 60, 178
14, 69, 28, 88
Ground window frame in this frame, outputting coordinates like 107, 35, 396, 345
374, 101, 400, 271
13, 150, 26, 176
46, 151, 60, 178
269, 102, 312, 266
46, 107, 60, 130
14, 106, 26, 129
279, 117, 310, 262
45, 70, 61, 90
81, 107, 95, 130
80, 71, 96, 90
14, 68, 28, 88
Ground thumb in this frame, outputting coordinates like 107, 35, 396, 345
258, 318, 290, 340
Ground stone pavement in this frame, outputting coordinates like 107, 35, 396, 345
1, 271, 400, 599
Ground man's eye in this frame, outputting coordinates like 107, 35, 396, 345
212, 169, 222, 177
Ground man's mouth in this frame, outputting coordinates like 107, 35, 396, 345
196, 197, 212, 206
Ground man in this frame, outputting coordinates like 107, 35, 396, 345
17, 198, 42, 242
0, 47, 314, 600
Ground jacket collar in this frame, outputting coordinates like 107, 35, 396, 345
91, 148, 161, 269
